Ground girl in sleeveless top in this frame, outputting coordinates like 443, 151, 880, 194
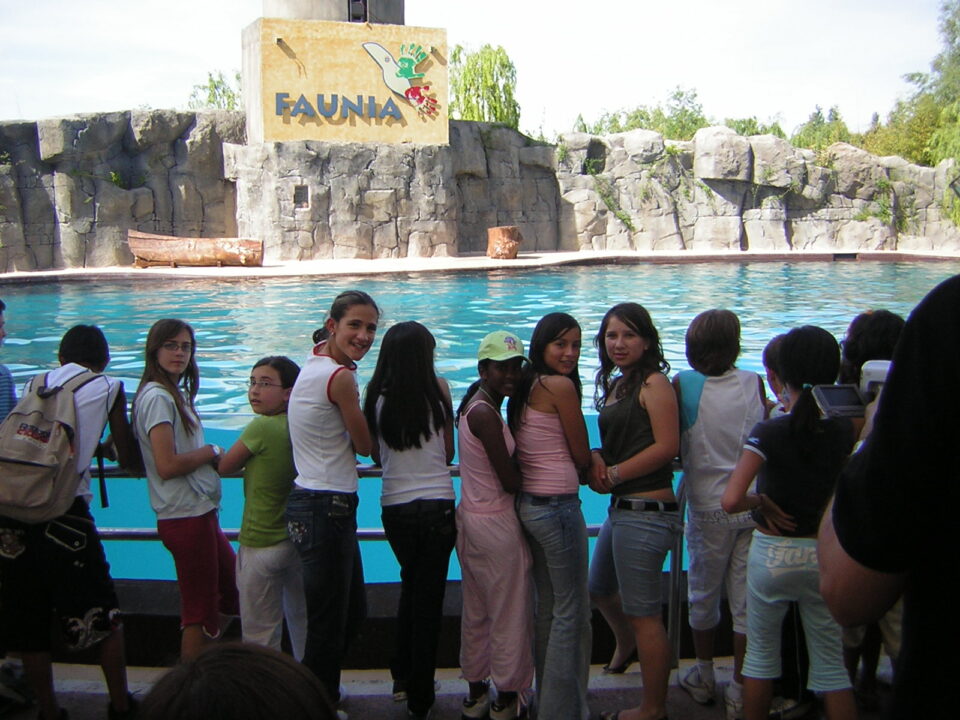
589, 303, 680, 720
363, 321, 456, 720
506, 313, 591, 720
456, 331, 533, 720
285, 290, 380, 707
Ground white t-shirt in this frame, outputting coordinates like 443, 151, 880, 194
23, 363, 120, 500
134, 381, 220, 520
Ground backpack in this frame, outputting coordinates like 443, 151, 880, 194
0, 369, 102, 523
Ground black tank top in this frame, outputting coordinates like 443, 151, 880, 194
598, 380, 674, 496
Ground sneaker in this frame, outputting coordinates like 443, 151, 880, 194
461, 688, 491, 720
768, 695, 813, 720
490, 696, 521, 720
679, 665, 716, 705
724, 686, 743, 720
108, 693, 140, 720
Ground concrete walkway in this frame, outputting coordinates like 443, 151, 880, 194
1, 658, 891, 719
2, 248, 959, 285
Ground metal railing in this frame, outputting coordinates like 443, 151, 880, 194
94, 463, 688, 665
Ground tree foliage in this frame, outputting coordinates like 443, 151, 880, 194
861, 93, 941, 165
189, 71, 242, 111
580, 87, 709, 140
723, 116, 786, 138
449, 44, 520, 129
789, 106, 852, 151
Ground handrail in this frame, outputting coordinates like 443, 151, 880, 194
94, 463, 687, 661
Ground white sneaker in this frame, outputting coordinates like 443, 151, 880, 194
679, 665, 716, 705
724, 686, 744, 720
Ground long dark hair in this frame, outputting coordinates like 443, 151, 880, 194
363, 321, 451, 451
133, 319, 200, 433
778, 325, 841, 438
594, 302, 670, 411
455, 370, 488, 427
507, 312, 582, 432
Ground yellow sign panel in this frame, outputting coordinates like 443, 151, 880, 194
249, 18, 448, 145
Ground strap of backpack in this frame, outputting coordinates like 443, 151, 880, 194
96, 443, 109, 509
60, 369, 105, 394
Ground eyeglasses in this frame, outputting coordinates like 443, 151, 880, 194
161, 341, 193, 353
248, 379, 284, 389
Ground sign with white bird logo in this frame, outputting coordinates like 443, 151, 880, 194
243, 18, 448, 144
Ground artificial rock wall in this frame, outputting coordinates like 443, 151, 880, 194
0, 110, 244, 271
557, 126, 960, 253
3, 112, 960, 272
223, 121, 561, 259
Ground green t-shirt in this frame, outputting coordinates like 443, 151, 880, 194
238, 413, 297, 547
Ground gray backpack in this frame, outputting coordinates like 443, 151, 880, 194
0, 369, 101, 523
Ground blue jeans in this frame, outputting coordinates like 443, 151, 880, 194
285, 488, 366, 702
517, 493, 591, 720
589, 506, 680, 617
382, 499, 457, 715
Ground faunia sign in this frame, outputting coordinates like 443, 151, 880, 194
242, 18, 448, 145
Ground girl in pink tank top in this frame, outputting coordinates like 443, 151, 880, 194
455, 330, 533, 720
506, 313, 592, 720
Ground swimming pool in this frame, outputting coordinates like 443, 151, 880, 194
2, 260, 958, 580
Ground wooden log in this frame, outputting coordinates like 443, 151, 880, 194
127, 230, 264, 267
486, 226, 523, 259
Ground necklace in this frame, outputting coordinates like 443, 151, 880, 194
477, 386, 500, 407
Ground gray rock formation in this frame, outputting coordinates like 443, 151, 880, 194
0, 110, 244, 271
2, 112, 959, 271
223, 120, 561, 260
555, 130, 960, 253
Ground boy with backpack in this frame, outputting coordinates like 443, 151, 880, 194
0, 325, 141, 720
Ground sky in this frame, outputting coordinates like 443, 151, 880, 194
0, 0, 946, 138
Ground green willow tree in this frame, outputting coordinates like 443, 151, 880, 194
449, 45, 520, 129
189, 71, 242, 111
581, 87, 709, 140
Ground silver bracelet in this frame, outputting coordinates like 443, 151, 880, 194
606, 464, 621, 485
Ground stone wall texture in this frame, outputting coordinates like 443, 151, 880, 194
3, 112, 959, 271
0, 110, 244, 271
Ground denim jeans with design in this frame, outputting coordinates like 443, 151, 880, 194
382, 499, 457, 715
517, 492, 591, 720
285, 488, 366, 703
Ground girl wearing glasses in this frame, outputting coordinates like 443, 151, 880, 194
219, 356, 306, 661
132, 319, 239, 661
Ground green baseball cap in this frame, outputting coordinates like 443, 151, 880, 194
477, 330, 526, 362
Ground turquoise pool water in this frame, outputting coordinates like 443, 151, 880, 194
2, 260, 958, 581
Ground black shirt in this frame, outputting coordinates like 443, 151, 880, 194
744, 414, 854, 537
